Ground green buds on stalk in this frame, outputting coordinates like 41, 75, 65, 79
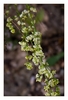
6, 5, 60, 96
6, 17, 15, 33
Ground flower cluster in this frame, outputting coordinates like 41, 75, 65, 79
6, 5, 60, 96
24, 62, 33, 70
30, 7, 37, 12
6, 17, 15, 33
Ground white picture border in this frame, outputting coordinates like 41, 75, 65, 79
0, 0, 67, 100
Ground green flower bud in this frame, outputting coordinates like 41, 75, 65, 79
11, 29, 15, 33
7, 17, 12, 22
36, 74, 42, 82
25, 62, 33, 70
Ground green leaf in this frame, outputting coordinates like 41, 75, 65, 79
46, 52, 64, 66
35, 9, 44, 23
26, 4, 31, 10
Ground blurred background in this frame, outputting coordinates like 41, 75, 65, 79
4, 4, 64, 96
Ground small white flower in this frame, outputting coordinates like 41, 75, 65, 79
17, 21, 21, 25
31, 21, 33, 24
32, 26, 34, 28
28, 26, 31, 28
34, 20, 36, 24
26, 35, 33, 42
36, 74, 39, 78
32, 56, 39, 65
36, 74, 42, 82
20, 14, 23, 18
21, 27, 27, 33
33, 45, 42, 50
39, 68, 46, 74
23, 10, 29, 14
33, 38, 40, 44
42, 59, 46, 64
7, 17, 12, 22
28, 26, 32, 31
19, 42, 26, 46
21, 22, 26, 25
14, 15, 18, 21
28, 13, 30, 17
30, 7, 37, 12
34, 32, 41, 37
35, 50, 44, 56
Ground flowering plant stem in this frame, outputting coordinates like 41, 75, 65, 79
6, 4, 60, 96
